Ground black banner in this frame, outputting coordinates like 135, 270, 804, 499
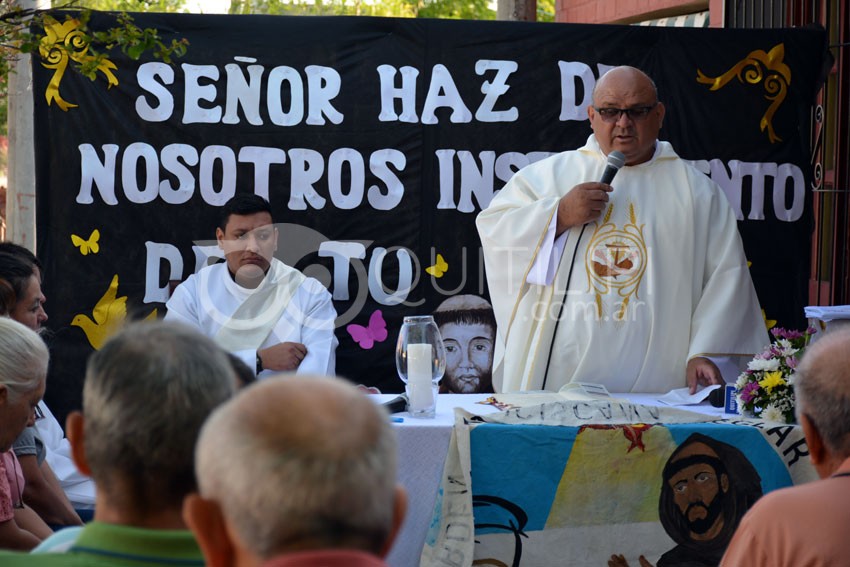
32, 13, 828, 421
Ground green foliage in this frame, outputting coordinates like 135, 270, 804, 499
0, 0, 189, 136
74, 0, 187, 12
418, 0, 494, 20
536, 0, 553, 22
75, 11, 189, 78
55, 1, 190, 77
228, 0, 496, 19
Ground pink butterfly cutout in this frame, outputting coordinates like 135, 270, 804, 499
346, 309, 388, 350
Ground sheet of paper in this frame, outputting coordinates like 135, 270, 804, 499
805, 305, 850, 322
656, 384, 721, 406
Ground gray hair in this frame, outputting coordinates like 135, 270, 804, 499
0, 317, 48, 401
196, 375, 398, 558
83, 321, 237, 510
795, 329, 850, 456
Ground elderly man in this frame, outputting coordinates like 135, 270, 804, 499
477, 65, 766, 394
4, 321, 237, 564
166, 193, 338, 377
432, 294, 496, 394
183, 375, 407, 567
720, 329, 850, 566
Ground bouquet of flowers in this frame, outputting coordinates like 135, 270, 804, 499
735, 326, 816, 423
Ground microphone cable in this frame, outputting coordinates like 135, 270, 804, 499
539, 151, 623, 390
541, 224, 586, 390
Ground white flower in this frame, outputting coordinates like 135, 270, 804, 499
736, 373, 749, 389
786, 372, 797, 386
747, 358, 781, 372
761, 404, 785, 423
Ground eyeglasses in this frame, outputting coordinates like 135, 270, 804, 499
34, 405, 44, 421
593, 104, 658, 123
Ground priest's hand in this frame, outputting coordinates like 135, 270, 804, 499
556, 182, 613, 234
686, 357, 723, 394
258, 342, 308, 372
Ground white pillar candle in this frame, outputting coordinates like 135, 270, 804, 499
407, 343, 434, 411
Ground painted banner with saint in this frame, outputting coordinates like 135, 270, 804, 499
423, 401, 815, 566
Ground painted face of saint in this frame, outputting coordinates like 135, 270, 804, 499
441, 322, 494, 393
667, 442, 730, 540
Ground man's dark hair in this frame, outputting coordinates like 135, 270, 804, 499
658, 433, 762, 559
219, 194, 273, 231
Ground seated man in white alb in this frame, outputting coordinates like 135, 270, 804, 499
165, 194, 338, 376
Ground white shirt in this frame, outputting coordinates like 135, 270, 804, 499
36, 402, 96, 509
165, 260, 338, 377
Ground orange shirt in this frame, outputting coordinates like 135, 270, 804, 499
721, 456, 850, 566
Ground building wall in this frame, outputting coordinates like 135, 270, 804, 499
556, 0, 725, 27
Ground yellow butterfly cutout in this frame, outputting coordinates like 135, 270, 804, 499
71, 229, 100, 255
426, 254, 448, 278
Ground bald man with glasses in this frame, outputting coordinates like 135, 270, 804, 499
477, 66, 767, 395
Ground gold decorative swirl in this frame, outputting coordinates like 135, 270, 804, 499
39, 15, 119, 112
696, 43, 791, 143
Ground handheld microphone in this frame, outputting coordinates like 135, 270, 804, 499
600, 151, 626, 185
708, 386, 726, 408
542, 151, 625, 389
382, 393, 408, 414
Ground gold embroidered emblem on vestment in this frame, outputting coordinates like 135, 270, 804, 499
585, 202, 647, 322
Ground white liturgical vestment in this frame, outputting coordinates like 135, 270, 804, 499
36, 402, 95, 508
165, 258, 337, 377
476, 135, 768, 393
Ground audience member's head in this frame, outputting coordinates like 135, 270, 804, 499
794, 329, 850, 479
0, 242, 42, 276
66, 321, 237, 525
0, 251, 47, 330
0, 317, 49, 452
184, 374, 407, 566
